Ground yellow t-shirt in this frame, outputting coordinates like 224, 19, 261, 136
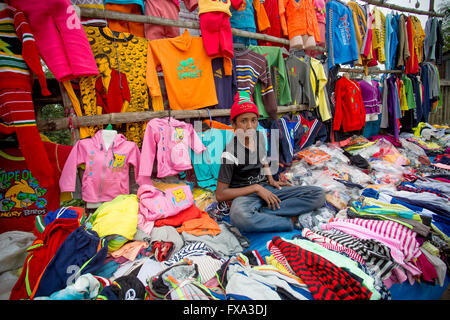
198, 0, 232, 16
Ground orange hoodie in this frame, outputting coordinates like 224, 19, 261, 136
146, 29, 219, 111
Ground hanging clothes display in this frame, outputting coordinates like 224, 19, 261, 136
9, 0, 99, 82
79, 26, 149, 145
139, 117, 206, 179
248, 45, 292, 119
234, 48, 278, 119
371, 7, 386, 65
0, 5, 55, 189
279, 0, 321, 50
198, 0, 243, 59
332, 76, 366, 133
285, 53, 316, 108
325, 0, 359, 69
358, 78, 382, 122
143, 0, 198, 40
0, 142, 72, 234
347, 1, 368, 67
146, 29, 219, 112
384, 13, 399, 71
396, 14, 410, 68
3, 0, 450, 304
59, 130, 142, 204
190, 128, 235, 190
104, 0, 145, 37
211, 57, 238, 125
230, 0, 270, 46
258, 0, 284, 47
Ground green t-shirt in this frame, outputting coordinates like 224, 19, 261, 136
249, 46, 292, 119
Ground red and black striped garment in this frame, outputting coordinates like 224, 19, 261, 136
271, 236, 372, 300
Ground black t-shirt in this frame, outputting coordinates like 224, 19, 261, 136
217, 132, 267, 188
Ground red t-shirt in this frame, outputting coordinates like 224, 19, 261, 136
0, 141, 72, 233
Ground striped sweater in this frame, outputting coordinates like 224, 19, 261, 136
271, 236, 372, 300
322, 218, 422, 263
234, 48, 277, 119
0, 5, 50, 95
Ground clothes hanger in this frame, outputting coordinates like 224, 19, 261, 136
290, 48, 306, 58
233, 43, 247, 52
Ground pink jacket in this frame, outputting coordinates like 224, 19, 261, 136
137, 184, 194, 234
139, 117, 206, 179
10, 0, 99, 81
59, 130, 141, 203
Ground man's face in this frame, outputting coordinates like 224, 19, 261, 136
232, 112, 259, 132
233, 112, 258, 143
97, 57, 110, 75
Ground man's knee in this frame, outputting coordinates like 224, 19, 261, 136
303, 186, 326, 207
230, 199, 254, 232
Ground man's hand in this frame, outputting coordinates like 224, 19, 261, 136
255, 184, 281, 210
267, 177, 293, 190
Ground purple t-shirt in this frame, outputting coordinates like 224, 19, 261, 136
358, 80, 382, 115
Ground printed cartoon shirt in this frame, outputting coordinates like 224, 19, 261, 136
146, 29, 218, 111
0, 142, 72, 234
139, 117, 206, 179
59, 130, 142, 204
79, 26, 149, 146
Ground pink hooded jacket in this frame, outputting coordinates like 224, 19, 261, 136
59, 130, 141, 203
137, 184, 194, 234
139, 117, 206, 179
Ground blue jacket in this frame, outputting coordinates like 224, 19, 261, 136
326, 0, 359, 69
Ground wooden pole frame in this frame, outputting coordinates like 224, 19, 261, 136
37, 104, 310, 132
78, 6, 326, 52
359, 0, 443, 17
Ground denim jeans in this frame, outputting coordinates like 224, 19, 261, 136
229, 184, 325, 233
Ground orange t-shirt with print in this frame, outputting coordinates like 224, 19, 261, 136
147, 30, 219, 111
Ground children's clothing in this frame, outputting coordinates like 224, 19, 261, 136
285, 55, 316, 107
279, 0, 321, 42
0, 142, 72, 234
10, 0, 99, 81
137, 184, 194, 234
326, 0, 359, 69
234, 48, 278, 119
32, 227, 108, 299
332, 77, 366, 132
104, 2, 145, 37
190, 128, 235, 190
59, 130, 142, 203
79, 26, 148, 145
139, 117, 206, 179
199, 11, 234, 58
0, 6, 54, 188
144, 0, 198, 40
211, 57, 238, 125
9, 218, 80, 300
146, 30, 219, 111
249, 46, 292, 118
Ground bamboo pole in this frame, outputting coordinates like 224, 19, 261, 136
37, 105, 309, 132
359, 0, 444, 17
78, 7, 328, 52
339, 67, 403, 74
